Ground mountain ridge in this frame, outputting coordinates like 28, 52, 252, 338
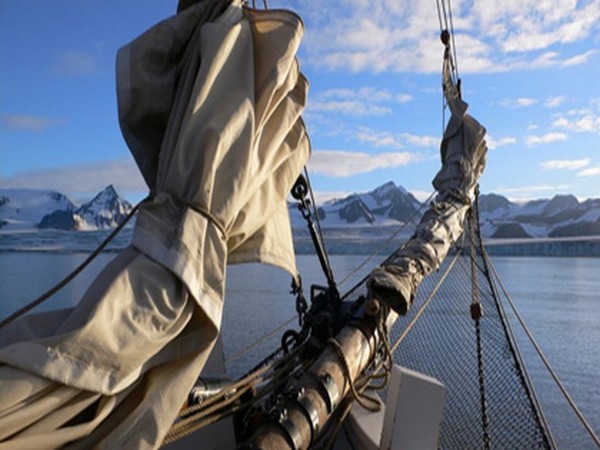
0, 185, 132, 231
1, 183, 599, 238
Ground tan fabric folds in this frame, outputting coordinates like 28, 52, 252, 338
0, 1, 310, 448
367, 55, 487, 315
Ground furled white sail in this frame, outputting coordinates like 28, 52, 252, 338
367, 53, 487, 315
0, 1, 309, 448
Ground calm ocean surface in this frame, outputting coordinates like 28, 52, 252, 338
0, 249, 598, 449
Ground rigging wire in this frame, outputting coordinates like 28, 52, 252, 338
303, 166, 337, 287
390, 249, 462, 353
224, 314, 298, 365
486, 258, 600, 447
164, 340, 309, 446
337, 191, 436, 288
436, 0, 460, 83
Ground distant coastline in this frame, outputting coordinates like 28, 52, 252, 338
293, 228, 600, 257
483, 236, 600, 258
1, 227, 598, 257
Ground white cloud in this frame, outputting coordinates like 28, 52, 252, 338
309, 86, 412, 117
309, 100, 391, 116
501, 97, 537, 108
53, 50, 98, 76
356, 129, 402, 148
541, 158, 590, 170
308, 149, 419, 177
356, 128, 439, 149
553, 111, 600, 134
1, 114, 62, 132
0, 159, 146, 198
544, 96, 567, 108
524, 132, 568, 146
577, 166, 600, 177
291, 0, 600, 74
562, 49, 598, 67
485, 135, 517, 150
396, 93, 413, 103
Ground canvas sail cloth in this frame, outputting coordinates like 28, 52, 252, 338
0, 1, 309, 448
367, 58, 487, 315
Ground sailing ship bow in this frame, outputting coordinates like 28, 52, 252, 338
249, 33, 488, 450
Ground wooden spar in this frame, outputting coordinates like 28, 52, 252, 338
248, 301, 394, 450
246, 27, 486, 449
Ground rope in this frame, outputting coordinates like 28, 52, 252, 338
447, 0, 459, 80
390, 249, 462, 353
487, 259, 600, 447
327, 337, 382, 413
468, 209, 491, 449
0, 196, 149, 329
436, 0, 460, 89
163, 342, 308, 446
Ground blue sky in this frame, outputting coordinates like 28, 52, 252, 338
1, 0, 599, 204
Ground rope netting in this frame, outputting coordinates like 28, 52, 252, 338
338, 218, 554, 449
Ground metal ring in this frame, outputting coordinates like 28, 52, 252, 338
319, 372, 340, 414
278, 409, 303, 450
295, 389, 319, 445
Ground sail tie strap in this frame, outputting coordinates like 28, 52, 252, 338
180, 200, 228, 241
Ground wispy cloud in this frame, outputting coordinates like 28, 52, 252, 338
485, 135, 517, 150
1, 114, 62, 132
524, 132, 568, 146
500, 97, 537, 108
52, 50, 98, 76
292, 0, 600, 74
544, 96, 567, 108
309, 87, 412, 117
495, 183, 572, 200
356, 127, 438, 149
562, 49, 598, 67
577, 166, 600, 177
356, 129, 402, 148
553, 108, 600, 134
0, 159, 146, 197
541, 158, 590, 170
308, 150, 419, 177
310, 100, 391, 117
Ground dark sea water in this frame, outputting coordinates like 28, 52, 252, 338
0, 240, 598, 448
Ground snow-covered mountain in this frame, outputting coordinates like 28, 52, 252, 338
0, 185, 133, 231
289, 182, 600, 238
2, 182, 598, 238
0, 189, 75, 230
291, 181, 421, 227
478, 193, 600, 238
